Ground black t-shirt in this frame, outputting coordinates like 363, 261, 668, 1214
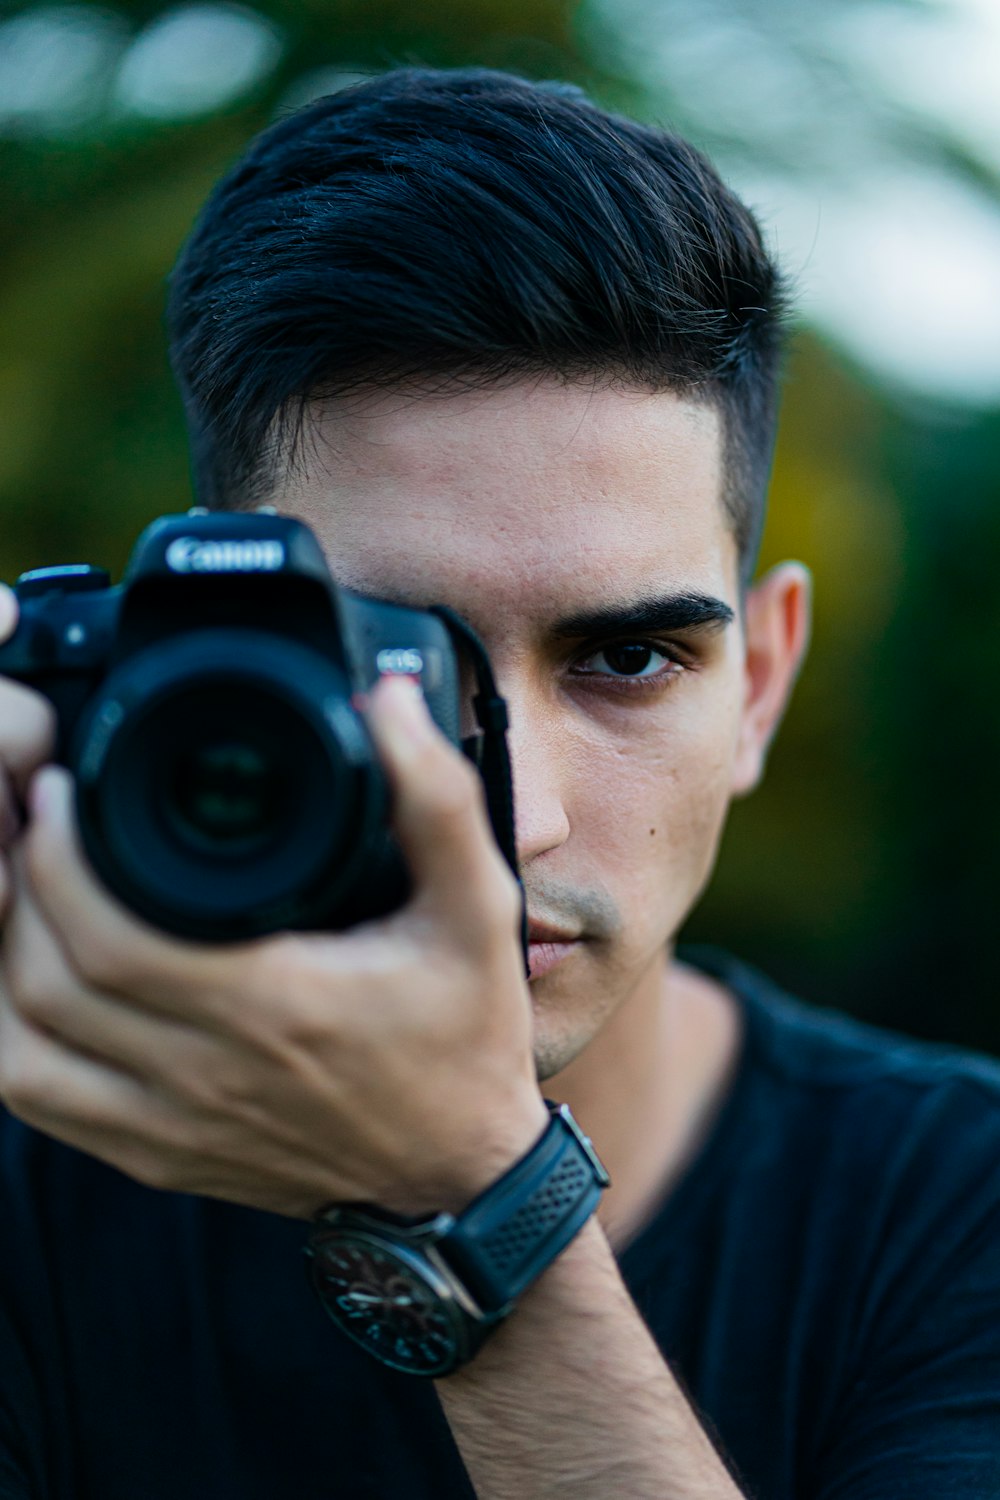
1, 950, 998, 1499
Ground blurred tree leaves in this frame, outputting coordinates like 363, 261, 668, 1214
0, 0, 603, 569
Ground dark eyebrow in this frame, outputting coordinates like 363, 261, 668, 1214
549, 591, 736, 640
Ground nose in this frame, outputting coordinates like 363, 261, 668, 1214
502, 685, 571, 866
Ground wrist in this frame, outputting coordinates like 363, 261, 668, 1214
306, 1099, 609, 1377
433, 1090, 551, 1215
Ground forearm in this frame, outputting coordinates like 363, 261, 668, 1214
437, 1217, 746, 1500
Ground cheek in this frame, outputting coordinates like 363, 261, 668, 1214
571, 701, 738, 926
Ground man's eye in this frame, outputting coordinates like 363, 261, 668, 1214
572, 640, 683, 686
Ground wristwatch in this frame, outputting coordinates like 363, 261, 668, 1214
305, 1102, 610, 1377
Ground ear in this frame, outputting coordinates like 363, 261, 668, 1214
730, 562, 812, 797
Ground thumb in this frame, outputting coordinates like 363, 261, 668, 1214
364, 674, 520, 941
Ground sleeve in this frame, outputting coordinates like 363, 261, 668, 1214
812, 1078, 1000, 1499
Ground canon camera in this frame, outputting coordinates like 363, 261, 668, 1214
0, 511, 519, 943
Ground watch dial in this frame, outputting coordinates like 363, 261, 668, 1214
311, 1233, 463, 1376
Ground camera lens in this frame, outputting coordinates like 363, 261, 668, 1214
73, 629, 390, 940
148, 680, 323, 869
169, 740, 284, 849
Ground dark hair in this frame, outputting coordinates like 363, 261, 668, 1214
167, 67, 787, 581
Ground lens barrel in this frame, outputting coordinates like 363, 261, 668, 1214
71, 629, 390, 940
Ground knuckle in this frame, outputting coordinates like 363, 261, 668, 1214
0, 1036, 44, 1119
265, 982, 338, 1060
5, 956, 61, 1029
208, 1060, 260, 1116
239, 936, 313, 1033
15, 890, 147, 994
269, 1004, 322, 1059
66, 934, 123, 991
176, 1049, 255, 1122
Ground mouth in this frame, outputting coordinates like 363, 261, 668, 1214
526, 921, 584, 980
527, 920, 581, 945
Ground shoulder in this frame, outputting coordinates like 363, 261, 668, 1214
678, 945, 1000, 1269
686, 943, 1000, 1107
685, 947, 1000, 1314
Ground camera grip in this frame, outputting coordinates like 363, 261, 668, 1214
0, 616, 56, 682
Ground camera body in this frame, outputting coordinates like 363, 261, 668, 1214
0, 511, 473, 941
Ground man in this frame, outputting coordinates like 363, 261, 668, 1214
0, 67, 996, 1499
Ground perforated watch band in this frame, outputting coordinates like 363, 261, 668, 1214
437, 1102, 610, 1315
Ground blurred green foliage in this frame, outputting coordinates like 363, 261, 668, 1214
1, 0, 998, 1051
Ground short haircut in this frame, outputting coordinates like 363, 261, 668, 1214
167, 67, 788, 582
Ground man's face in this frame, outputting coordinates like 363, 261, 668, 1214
283, 379, 757, 1080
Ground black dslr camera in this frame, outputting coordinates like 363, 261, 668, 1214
0, 511, 519, 943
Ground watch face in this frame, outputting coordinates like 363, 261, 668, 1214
309, 1228, 466, 1377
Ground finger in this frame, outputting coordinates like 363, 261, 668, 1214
0, 678, 55, 801
0, 992, 177, 1183
0, 584, 17, 644
0, 585, 54, 801
22, 765, 260, 1018
365, 674, 520, 937
4, 844, 197, 1079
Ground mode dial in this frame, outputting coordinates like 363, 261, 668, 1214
15, 565, 111, 599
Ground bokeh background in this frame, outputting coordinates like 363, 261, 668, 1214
1, 0, 998, 1052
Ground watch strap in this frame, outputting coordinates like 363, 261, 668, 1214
437, 1101, 610, 1315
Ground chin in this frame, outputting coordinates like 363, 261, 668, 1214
533, 1045, 580, 1086
530, 1002, 608, 1084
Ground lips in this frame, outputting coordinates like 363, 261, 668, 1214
527, 921, 582, 945
525, 921, 584, 980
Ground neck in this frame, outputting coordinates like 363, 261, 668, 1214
545, 947, 743, 1250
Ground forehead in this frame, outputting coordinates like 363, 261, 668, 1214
284, 379, 737, 624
